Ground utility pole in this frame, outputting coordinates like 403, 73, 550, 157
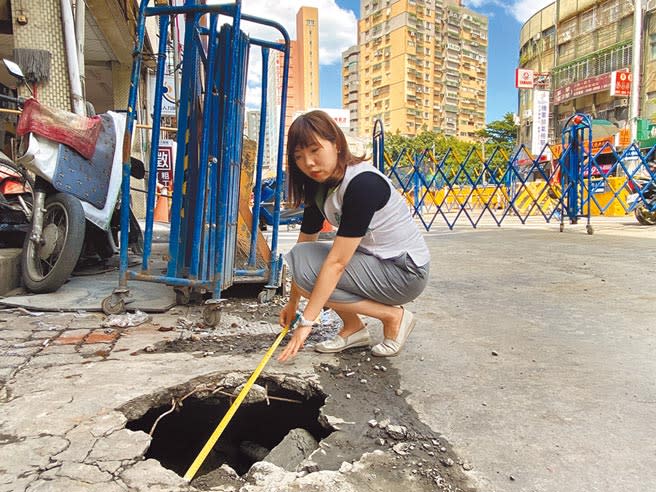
630, 0, 643, 142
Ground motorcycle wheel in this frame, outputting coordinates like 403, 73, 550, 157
634, 206, 656, 226
22, 193, 86, 293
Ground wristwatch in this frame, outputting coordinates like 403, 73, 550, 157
296, 312, 320, 329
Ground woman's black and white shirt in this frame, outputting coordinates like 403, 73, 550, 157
301, 162, 430, 267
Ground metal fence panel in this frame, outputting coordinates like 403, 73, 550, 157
381, 139, 656, 232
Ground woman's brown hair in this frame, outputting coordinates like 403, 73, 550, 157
286, 110, 366, 207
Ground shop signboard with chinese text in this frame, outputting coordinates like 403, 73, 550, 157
157, 139, 176, 186
610, 70, 631, 96
553, 73, 612, 105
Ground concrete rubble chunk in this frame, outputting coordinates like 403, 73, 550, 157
192, 464, 242, 491
219, 372, 247, 388
101, 311, 151, 328
87, 412, 128, 437
294, 469, 358, 491
377, 418, 390, 429
441, 457, 455, 467
245, 461, 295, 487
233, 383, 268, 404
263, 428, 319, 472
392, 442, 411, 456
120, 459, 188, 491
386, 424, 407, 440
87, 429, 151, 462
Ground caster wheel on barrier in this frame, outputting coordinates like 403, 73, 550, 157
202, 306, 222, 327
258, 288, 275, 304
276, 265, 288, 296
586, 224, 594, 235
102, 294, 126, 315
175, 287, 191, 305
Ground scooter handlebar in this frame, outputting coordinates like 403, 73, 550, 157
0, 92, 24, 107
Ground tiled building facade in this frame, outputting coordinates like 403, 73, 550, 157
347, 0, 488, 140
518, 0, 656, 147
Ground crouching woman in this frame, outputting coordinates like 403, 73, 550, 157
277, 110, 430, 362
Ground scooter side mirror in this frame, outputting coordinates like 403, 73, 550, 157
2, 59, 26, 82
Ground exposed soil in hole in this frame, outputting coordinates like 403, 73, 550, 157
311, 351, 477, 491
125, 380, 331, 483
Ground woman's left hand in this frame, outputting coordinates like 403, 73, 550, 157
277, 326, 312, 362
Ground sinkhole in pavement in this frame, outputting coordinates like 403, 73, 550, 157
126, 381, 332, 479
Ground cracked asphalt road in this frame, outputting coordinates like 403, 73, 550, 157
1, 218, 655, 491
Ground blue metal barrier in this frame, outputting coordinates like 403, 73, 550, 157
377, 115, 656, 233
103, 0, 291, 319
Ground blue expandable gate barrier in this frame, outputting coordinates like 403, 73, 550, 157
372, 115, 656, 234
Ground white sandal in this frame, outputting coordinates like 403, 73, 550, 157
371, 308, 416, 357
315, 327, 371, 353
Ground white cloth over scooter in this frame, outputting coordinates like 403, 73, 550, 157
16, 111, 126, 231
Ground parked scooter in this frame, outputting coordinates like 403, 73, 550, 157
0, 59, 143, 293
627, 161, 656, 226
0, 156, 33, 247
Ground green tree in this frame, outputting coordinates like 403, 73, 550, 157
476, 112, 518, 148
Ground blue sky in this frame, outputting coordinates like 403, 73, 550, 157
241, 0, 552, 124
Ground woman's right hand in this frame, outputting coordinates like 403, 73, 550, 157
279, 301, 297, 329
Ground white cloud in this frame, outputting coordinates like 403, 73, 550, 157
214, 0, 357, 109
508, 0, 555, 23
238, 0, 357, 65
463, 0, 555, 23
462, 0, 489, 7
245, 81, 262, 108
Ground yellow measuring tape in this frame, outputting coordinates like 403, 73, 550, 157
183, 321, 293, 481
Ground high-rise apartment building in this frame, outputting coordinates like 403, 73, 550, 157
342, 46, 360, 136
297, 7, 320, 109
350, 0, 488, 140
246, 110, 261, 141
264, 6, 321, 172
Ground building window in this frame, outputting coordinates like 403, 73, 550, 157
579, 9, 596, 34
650, 34, 656, 61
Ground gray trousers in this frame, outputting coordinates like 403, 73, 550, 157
286, 242, 429, 305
